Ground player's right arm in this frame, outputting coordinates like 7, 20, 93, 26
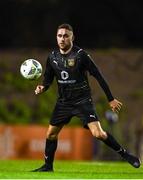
35, 85, 45, 95
35, 56, 55, 95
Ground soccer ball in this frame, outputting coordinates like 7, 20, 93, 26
20, 59, 42, 80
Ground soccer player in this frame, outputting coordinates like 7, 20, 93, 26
33, 23, 141, 172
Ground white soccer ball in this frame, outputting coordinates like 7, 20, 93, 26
20, 59, 42, 80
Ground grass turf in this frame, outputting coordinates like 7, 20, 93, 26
0, 160, 142, 179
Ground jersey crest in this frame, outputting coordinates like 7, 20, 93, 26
68, 59, 75, 67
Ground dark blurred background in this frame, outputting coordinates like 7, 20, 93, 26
0, 0, 143, 48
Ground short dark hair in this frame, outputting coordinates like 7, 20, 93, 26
57, 23, 73, 32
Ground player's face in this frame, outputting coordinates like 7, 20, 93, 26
57, 28, 73, 51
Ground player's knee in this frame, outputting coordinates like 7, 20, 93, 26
91, 130, 107, 140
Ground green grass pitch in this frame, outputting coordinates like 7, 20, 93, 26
0, 160, 142, 179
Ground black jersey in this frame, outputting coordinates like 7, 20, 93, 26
43, 46, 114, 102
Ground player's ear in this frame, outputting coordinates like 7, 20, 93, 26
72, 34, 75, 41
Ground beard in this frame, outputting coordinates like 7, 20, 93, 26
59, 43, 72, 52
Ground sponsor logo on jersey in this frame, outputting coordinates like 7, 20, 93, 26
58, 80, 76, 84
68, 59, 75, 67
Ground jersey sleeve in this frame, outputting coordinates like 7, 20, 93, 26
81, 52, 114, 102
42, 56, 55, 91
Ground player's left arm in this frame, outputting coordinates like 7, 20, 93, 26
109, 99, 122, 113
82, 52, 122, 112
83, 52, 114, 101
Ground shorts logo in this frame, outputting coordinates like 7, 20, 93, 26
68, 59, 75, 67
90, 114, 95, 118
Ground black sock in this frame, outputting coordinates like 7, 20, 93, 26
44, 139, 57, 168
102, 132, 125, 156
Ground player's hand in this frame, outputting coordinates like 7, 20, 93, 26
35, 85, 45, 95
109, 99, 122, 113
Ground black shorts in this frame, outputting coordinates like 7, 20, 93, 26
50, 97, 99, 129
